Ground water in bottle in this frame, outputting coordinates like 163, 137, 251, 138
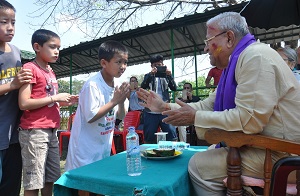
126, 126, 142, 176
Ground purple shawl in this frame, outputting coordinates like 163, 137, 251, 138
214, 33, 256, 111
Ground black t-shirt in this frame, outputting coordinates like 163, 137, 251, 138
179, 95, 200, 103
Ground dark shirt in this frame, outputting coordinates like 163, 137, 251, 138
141, 73, 177, 102
141, 73, 177, 112
179, 95, 200, 103
0, 44, 23, 150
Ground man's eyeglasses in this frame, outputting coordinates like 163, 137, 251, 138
183, 87, 191, 89
282, 58, 295, 63
204, 31, 227, 46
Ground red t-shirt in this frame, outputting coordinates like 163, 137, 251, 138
208, 67, 223, 85
19, 62, 60, 129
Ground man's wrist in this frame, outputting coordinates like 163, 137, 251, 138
164, 103, 170, 111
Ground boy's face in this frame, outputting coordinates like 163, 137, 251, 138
0, 8, 15, 43
101, 53, 128, 78
35, 37, 61, 63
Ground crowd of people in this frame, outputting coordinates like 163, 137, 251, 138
1, 0, 300, 195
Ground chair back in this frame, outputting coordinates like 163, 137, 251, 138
205, 129, 300, 196
270, 156, 300, 195
67, 112, 76, 131
123, 111, 141, 133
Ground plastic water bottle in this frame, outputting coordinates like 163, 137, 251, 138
126, 126, 142, 176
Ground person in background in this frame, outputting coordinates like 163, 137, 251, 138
65, 40, 130, 171
296, 46, 300, 70
138, 12, 300, 195
205, 66, 223, 87
180, 82, 200, 103
277, 47, 300, 82
0, 1, 33, 195
127, 76, 144, 129
140, 54, 177, 143
18, 29, 78, 196
177, 82, 200, 142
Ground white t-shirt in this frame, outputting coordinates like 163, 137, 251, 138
65, 72, 118, 171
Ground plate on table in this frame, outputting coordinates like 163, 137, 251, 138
141, 148, 182, 160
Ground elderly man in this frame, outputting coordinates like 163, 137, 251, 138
138, 12, 300, 195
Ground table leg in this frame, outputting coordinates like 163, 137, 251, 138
78, 190, 104, 196
78, 190, 89, 196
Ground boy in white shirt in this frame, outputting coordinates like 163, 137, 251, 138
65, 40, 130, 171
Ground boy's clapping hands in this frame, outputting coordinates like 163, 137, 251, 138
112, 82, 130, 104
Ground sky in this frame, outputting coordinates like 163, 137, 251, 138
9, 0, 213, 83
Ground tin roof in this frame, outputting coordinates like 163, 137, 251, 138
48, 2, 299, 79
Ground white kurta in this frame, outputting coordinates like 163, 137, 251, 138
170, 42, 300, 183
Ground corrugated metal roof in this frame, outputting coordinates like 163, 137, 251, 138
51, 2, 300, 79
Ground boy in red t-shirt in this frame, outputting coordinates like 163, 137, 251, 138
18, 29, 78, 196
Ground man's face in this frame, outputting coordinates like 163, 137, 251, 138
278, 51, 295, 70
204, 24, 230, 69
130, 77, 138, 89
183, 84, 192, 92
151, 60, 164, 68
130, 78, 137, 83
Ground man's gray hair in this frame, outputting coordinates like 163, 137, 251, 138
278, 47, 298, 63
207, 12, 250, 38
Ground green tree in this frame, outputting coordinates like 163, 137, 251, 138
58, 80, 70, 93
58, 79, 84, 94
58, 79, 85, 129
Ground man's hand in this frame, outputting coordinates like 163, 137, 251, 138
161, 98, 196, 126
187, 91, 192, 100
166, 68, 172, 76
150, 67, 157, 75
137, 88, 166, 112
10, 68, 32, 90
